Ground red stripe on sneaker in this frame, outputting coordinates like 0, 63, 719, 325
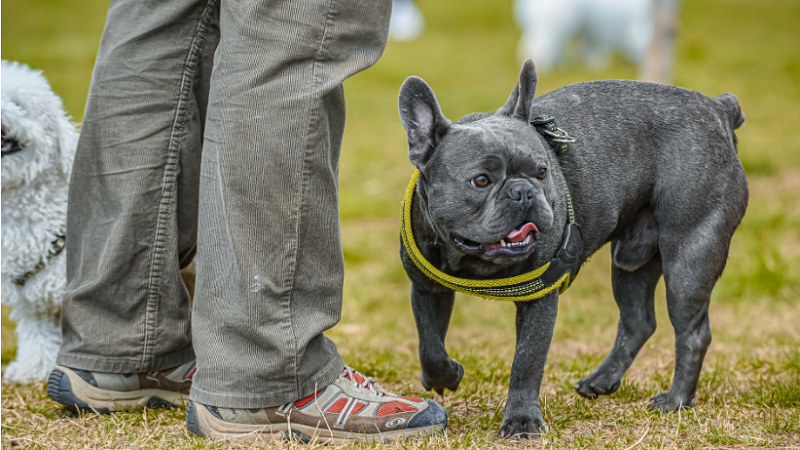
351, 402, 366, 415
326, 398, 348, 414
376, 401, 419, 417
344, 372, 366, 385
401, 396, 423, 403
294, 389, 323, 409
186, 368, 197, 380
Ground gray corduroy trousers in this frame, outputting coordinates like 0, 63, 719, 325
57, 0, 391, 408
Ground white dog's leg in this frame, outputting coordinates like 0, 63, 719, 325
3, 315, 61, 383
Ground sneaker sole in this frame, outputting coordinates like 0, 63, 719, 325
47, 365, 187, 413
186, 400, 445, 444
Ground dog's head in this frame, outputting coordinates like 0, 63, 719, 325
399, 60, 558, 266
1, 60, 77, 190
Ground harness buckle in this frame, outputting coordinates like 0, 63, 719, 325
541, 128, 577, 144
557, 223, 583, 264
530, 116, 556, 126
531, 114, 576, 154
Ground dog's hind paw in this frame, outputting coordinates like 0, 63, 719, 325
649, 392, 694, 413
575, 371, 622, 399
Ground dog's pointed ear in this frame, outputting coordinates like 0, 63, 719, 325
398, 76, 450, 169
497, 59, 538, 121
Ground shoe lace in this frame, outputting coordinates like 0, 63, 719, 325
342, 366, 387, 397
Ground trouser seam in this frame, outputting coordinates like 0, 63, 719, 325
190, 353, 344, 408
57, 346, 196, 374
141, 0, 218, 371
286, 0, 339, 395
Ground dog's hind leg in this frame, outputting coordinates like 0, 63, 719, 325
651, 210, 740, 412
411, 284, 464, 395
576, 252, 662, 399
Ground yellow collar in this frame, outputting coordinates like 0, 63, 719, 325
401, 169, 582, 302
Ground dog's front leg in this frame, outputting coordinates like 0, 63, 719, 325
4, 314, 61, 383
411, 283, 464, 394
499, 292, 558, 439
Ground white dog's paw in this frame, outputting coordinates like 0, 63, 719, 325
4, 315, 62, 383
3, 343, 58, 384
3, 358, 56, 384
3, 360, 39, 384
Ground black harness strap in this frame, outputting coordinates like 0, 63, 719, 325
531, 114, 584, 288
531, 114, 576, 155
14, 230, 66, 286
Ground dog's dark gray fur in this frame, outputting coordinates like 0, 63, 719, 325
398, 60, 748, 438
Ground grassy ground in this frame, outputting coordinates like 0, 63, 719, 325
2, 0, 799, 448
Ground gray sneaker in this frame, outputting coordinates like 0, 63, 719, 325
186, 366, 447, 444
47, 361, 195, 413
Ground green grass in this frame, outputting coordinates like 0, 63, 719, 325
3, 0, 800, 448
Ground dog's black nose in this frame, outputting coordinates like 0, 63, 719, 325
507, 181, 534, 204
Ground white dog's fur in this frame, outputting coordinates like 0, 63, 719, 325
515, 0, 654, 74
2, 60, 77, 383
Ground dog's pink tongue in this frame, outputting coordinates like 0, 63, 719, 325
506, 223, 538, 243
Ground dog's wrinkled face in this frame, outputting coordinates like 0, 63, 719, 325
1, 60, 76, 190
399, 60, 556, 265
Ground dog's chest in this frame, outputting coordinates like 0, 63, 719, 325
2, 185, 67, 274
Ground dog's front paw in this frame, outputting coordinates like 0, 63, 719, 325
498, 411, 547, 440
420, 358, 464, 395
2, 361, 37, 384
575, 370, 621, 399
649, 391, 694, 413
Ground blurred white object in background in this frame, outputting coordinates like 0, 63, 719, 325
515, 0, 654, 75
643, 0, 679, 84
390, 0, 424, 42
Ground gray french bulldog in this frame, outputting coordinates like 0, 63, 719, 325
397, 60, 748, 438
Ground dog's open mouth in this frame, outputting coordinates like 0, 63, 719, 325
1, 129, 23, 158
453, 222, 539, 257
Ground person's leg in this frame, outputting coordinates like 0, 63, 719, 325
187, 2, 448, 440
52, 0, 219, 403
190, 0, 392, 409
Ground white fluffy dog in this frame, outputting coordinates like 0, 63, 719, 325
515, 0, 654, 73
2, 60, 78, 383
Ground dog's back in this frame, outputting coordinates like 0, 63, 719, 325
531, 80, 748, 257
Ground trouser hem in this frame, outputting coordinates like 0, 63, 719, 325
189, 355, 345, 409
56, 345, 196, 374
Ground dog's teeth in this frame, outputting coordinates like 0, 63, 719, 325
500, 239, 507, 247
524, 235, 532, 245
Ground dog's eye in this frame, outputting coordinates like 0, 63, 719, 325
538, 168, 547, 180
471, 175, 490, 188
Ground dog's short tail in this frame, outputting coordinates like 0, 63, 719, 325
716, 93, 745, 130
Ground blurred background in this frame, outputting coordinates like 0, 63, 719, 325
2, 0, 799, 446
